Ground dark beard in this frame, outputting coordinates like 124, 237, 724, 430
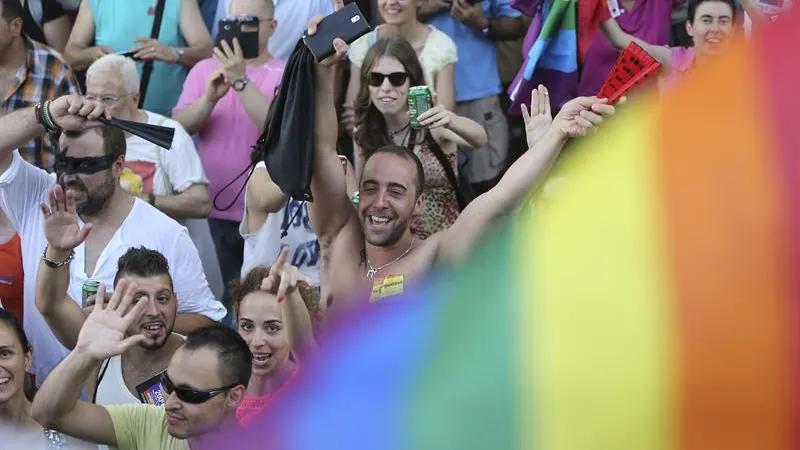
62, 173, 116, 216
363, 214, 411, 247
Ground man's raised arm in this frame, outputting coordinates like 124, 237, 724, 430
32, 280, 148, 446
307, 2, 358, 243
0, 96, 108, 162
437, 87, 620, 263
36, 185, 93, 350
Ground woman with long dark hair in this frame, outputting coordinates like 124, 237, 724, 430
343, 0, 459, 134
353, 36, 487, 239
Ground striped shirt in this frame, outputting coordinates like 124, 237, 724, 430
1, 37, 79, 170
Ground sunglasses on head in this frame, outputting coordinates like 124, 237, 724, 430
54, 154, 116, 176
160, 372, 237, 404
368, 72, 409, 87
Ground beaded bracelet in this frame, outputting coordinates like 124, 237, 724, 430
34, 102, 51, 132
41, 99, 62, 134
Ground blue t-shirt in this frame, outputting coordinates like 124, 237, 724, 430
426, 0, 521, 102
88, 0, 187, 117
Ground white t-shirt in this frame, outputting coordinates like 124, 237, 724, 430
239, 162, 320, 285
121, 111, 224, 300
0, 151, 226, 383
121, 111, 208, 197
214, 0, 335, 62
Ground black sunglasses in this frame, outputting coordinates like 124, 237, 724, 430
160, 372, 237, 404
368, 72, 409, 87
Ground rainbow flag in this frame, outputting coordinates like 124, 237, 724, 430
508, 0, 578, 115
232, 13, 800, 450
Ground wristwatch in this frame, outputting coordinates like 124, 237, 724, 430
233, 76, 250, 92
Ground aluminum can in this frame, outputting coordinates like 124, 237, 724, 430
82, 280, 101, 307
408, 86, 433, 129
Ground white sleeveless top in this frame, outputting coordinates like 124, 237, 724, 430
239, 162, 321, 286
95, 354, 141, 406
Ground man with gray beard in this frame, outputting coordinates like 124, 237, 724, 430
0, 94, 226, 387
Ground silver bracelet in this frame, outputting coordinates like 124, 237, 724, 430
41, 246, 75, 269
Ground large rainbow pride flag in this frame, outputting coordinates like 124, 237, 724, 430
233, 13, 800, 450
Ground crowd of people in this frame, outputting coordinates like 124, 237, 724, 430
0, 0, 791, 447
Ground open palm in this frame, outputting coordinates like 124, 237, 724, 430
521, 85, 553, 148
39, 185, 92, 251
76, 279, 147, 360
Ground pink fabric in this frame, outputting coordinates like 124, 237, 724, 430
174, 58, 285, 222
660, 46, 696, 96
236, 366, 299, 426
578, 0, 673, 96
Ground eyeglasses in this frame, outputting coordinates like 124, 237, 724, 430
368, 72, 409, 87
226, 14, 273, 22
85, 94, 128, 106
160, 372, 238, 404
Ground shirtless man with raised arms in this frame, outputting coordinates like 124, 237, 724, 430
306, 1, 620, 315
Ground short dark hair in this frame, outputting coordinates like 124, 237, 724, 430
113, 247, 173, 288
0, 309, 30, 353
361, 145, 426, 198
687, 0, 737, 23
61, 125, 127, 160
0, 0, 24, 23
182, 325, 252, 388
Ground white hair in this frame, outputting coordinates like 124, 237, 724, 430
86, 54, 141, 94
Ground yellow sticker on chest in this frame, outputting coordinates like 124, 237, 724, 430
370, 275, 405, 302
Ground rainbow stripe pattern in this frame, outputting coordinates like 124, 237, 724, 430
509, 0, 579, 114
238, 14, 800, 450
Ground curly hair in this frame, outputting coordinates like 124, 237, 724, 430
230, 265, 323, 336
354, 35, 427, 155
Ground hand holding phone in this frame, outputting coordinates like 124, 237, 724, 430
303, 3, 371, 63
216, 16, 260, 60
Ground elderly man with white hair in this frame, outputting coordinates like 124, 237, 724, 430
85, 54, 225, 299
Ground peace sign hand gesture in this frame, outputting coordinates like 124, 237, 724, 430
260, 248, 313, 303
75, 279, 148, 361
39, 185, 92, 252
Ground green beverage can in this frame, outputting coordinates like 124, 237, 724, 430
408, 85, 432, 129
82, 280, 101, 308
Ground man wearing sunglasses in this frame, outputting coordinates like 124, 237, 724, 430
0, 94, 226, 387
33, 279, 251, 449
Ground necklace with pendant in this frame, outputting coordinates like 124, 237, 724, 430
388, 121, 410, 139
366, 236, 416, 279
